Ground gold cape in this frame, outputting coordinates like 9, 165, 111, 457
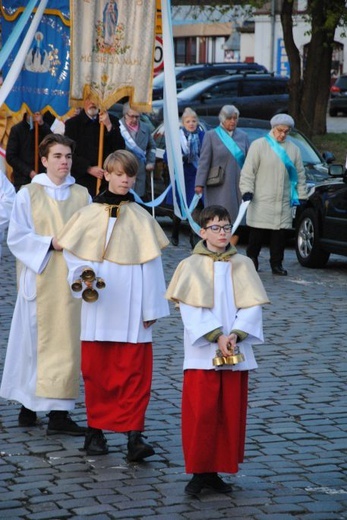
29, 183, 89, 398
166, 242, 269, 309
58, 201, 169, 264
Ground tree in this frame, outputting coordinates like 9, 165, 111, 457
171, 1, 347, 137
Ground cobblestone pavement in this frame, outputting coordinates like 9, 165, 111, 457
1, 218, 347, 520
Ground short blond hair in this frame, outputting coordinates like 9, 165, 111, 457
103, 150, 138, 178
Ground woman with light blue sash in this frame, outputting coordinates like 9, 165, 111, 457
239, 114, 308, 275
195, 105, 250, 246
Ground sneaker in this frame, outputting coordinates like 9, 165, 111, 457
83, 428, 109, 455
127, 431, 155, 462
185, 473, 232, 495
18, 406, 37, 427
47, 411, 87, 436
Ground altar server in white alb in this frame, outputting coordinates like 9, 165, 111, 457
58, 150, 170, 461
0, 170, 15, 259
166, 205, 269, 496
0, 134, 90, 435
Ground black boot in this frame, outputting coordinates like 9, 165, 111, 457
185, 473, 232, 495
47, 411, 87, 436
127, 430, 155, 462
171, 216, 181, 246
83, 427, 109, 455
271, 264, 287, 276
18, 405, 37, 427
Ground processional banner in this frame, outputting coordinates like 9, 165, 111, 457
69, 0, 157, 111
0, 1, 71, 117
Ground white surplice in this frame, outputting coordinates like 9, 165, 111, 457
0, 171, 15, 259
0, 174, 90, 411
64, 216, 170, 342
179, 261, 264, 371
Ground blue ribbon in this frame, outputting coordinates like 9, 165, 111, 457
214, 126, 245, 169
265, 134, 300, 207
0, 0, 40, 70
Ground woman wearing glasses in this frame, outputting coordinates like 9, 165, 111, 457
119, 102, 156, 198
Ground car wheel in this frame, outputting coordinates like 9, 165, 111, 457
329, 107, 338, 117
295, 208, 330, 268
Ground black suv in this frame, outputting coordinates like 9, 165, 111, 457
151, 73, 288, 124
295, 166, 347, 267
329, 75, 347, 116
152, 62, 268, 100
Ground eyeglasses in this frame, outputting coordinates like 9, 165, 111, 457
126, 114, 140, 119
204, 224, 232, 233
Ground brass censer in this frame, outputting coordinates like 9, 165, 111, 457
212, 343, 245, 367
71, 268, 106, 303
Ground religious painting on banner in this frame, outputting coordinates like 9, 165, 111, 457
70, 0, 157, 112
0, 1, 71, 117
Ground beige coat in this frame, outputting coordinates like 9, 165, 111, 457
239, 132, 307, 229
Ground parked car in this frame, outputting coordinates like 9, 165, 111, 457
152, 62, 269, 100
329, 75, 347, 116
149, 117, 338, 221
295, 166, 347, 267
151, 73, 289, 125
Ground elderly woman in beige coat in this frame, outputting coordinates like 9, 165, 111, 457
239, 114, 308, 275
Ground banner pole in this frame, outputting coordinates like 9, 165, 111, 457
96, 123, 105, 194
34, 120, 39, 173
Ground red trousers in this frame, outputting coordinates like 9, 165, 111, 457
182, 369, 249, 474
81, 341, 153, 432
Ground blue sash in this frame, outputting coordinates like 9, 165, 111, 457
265, 134, 300, 207
214, 126, 245, 169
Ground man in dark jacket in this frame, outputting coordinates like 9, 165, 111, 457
6, 112, 52, 191
64, 98, 125, 196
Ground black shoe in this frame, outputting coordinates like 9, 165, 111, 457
47, 411, 87, 436
83, 428, 109, 455
271, 265, 288, 276
127, 431, 155, 462
18, 406, 37, 427
185, 473, 232, 495
170, 236, 179, 246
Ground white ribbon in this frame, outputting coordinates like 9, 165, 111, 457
0, 0, 48, 109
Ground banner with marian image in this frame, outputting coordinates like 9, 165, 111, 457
0, 1, 71, 117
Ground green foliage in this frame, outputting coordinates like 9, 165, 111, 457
312, 133, 347, 164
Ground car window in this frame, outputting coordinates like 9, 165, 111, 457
287, 131, 322, 165
242, 78, 288, 96
205, 80, 239, 98
335, 76, 347, 89
178, 70, 206, 89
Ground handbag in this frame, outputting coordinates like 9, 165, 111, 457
206, 165, 225, 186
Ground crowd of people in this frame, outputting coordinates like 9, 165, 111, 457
0, 99, 307, 495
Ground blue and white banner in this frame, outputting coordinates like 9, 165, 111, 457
0, 1, 70, 117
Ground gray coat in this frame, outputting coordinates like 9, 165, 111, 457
195, 126, 250, 222
120, 118, 156, 197
239, 134, 308, 229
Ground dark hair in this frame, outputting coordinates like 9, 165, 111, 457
103, 150, 138, 178
39, 133, 76, 158
199, 205, 232, 228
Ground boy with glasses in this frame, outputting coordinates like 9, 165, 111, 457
166, 205, 268, 495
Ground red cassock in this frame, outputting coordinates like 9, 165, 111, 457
82, 341, 153, 432
182, 369, 248, 474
